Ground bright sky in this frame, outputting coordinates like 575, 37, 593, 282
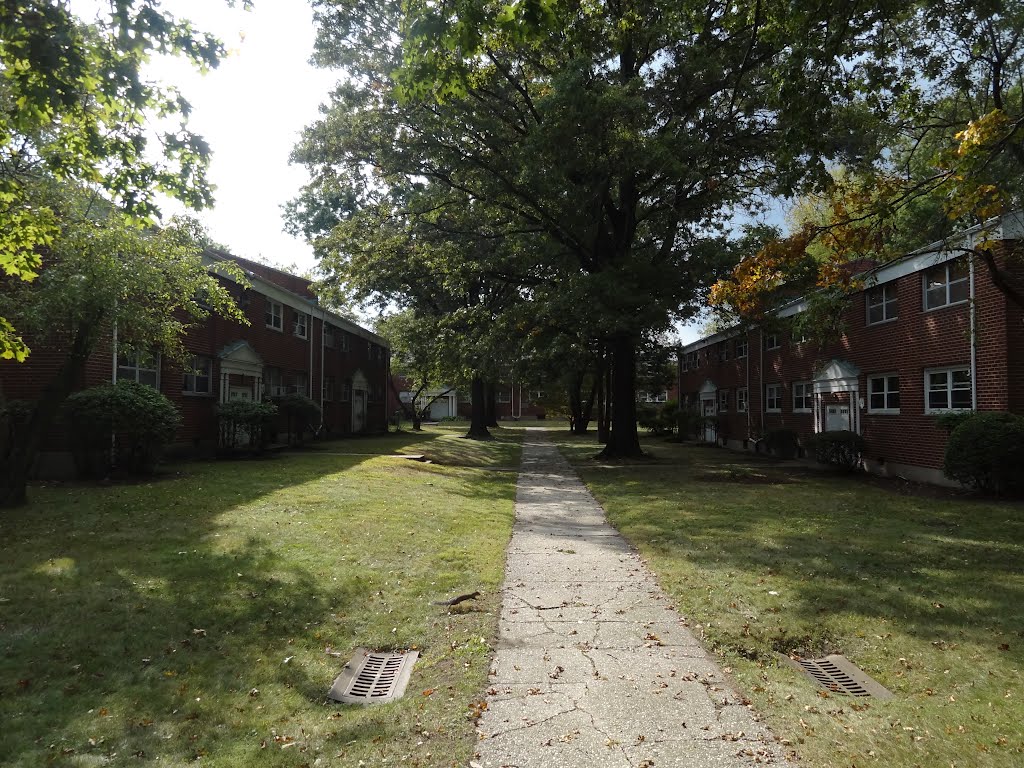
73, 0, 338, 273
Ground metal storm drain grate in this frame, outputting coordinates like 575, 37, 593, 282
784, 654, 893, 699
328, 648, 419, 704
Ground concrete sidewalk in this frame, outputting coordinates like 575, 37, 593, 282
474, 434, 788, 768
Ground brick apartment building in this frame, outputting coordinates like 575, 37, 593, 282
677, 215, 1024, 485
2, 250, 390, 474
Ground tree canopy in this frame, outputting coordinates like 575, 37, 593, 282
294, 0, 893, 454
1, 0, 246, 360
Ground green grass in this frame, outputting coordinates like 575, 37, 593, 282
0, 426, 521, 767
554, 430, 1024, 768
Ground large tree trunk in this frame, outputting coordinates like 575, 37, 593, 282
1, 326, 95, 508
598, 334, 643, 458
464, 375, 492, 440
567, 372, 594, 435
485, 382, 498, 427
596, 346, 610, 444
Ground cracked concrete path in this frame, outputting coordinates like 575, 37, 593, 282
474, 433, 788, 768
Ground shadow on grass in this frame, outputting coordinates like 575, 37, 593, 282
0, 431, 518, 766
568, 437, 1024, 658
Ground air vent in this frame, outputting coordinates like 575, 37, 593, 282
328, 649, 418, 704
783, 654, 892, 699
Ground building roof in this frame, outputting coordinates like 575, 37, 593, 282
679, 211, 1024, 354
202, 250, 389, 348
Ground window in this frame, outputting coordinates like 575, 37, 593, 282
324, 324, 336, 348
182, 355, 212, 395
735, 338, 748, 358
337, 332, 349, 352
117, 351, 159, 388
262, 367, 280, 396
340, 381, 352, 402
924, 262, 969, 310
323, 376, 335, 401
293, 311, 309, 339
530, 390, 544, 400
718, 389, 729, 412
497, 390, 511, 403
265, 299, 283, 330
867, 283, 898, 324
719, 342, 730, 362
868, 374, 900, 413
292, 371, 309, 396
792, 381, 813, 412
737, 388, 748, 413
925, 367, 972, 412
764, 333, 780, 350
793, 328, 810, 344
765, 383, 782, 412
370, 383, 385, 402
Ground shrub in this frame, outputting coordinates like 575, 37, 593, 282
943, 412, 1024, 495
807, 430, 864, 471
217, 400, 278, 453
765, 427, 799, 459
64, 381, 181, 477
675, 409, 704, 439
1, 400, 32, 465
272, 393, 322, 443
638, 401, 679, 436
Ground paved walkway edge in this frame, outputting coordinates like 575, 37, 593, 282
474, 432, 790, 768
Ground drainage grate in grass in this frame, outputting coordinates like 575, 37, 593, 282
783, 654, 893, 699
328, 648, 419, 704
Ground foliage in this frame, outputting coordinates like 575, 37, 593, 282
0, 1, 248, 359
272, 393, 322, 444
807, 429, 864, 471
765, 427, 800, 460
296, 0, 891, 456
943, 412, 1024, 495
216, 399, 278, 453
0, 185, 247, 507
710, 3, 1024, 324
64, 380, 181, 477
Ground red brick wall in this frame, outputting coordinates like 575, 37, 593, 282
680, 252, 1022, 471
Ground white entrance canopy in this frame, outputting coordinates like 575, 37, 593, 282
812, 359, 861, 434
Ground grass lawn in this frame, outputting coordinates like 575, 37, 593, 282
0, 426, 521, 767
555, 430, 1024, 768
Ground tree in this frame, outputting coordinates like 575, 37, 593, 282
1, 0, 247, 360
711, 2, 1024, 319
297, 0, 895, 456
0, 183, 245, 507
377, 309, 453, 430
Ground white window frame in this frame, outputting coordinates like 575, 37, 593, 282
923, 262, 969, 311
718, 389, 729, 412
735, 338, 748, 359
765, 383, 782, 412
866, 283, 898, 325
765, 333, 780, 351
340, 381, 352, 402
117, 351, 160, 389
337, 332, 349, 352
737, 387, 748, 413
792, 381, 813, 413
263, 366, 284, 397
293, 311, 309, 339
182, 355, 213, 396
719, 343, 730, 362
265, 299, 283, 331
324, 324, 336, 348
924, 366, 972, 413
323, 376, 335, 402
497, 390, 511, 403
867, 373, 901, 414
292, 371, 309, 397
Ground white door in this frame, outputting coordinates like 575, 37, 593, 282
826, 404, 850, 431
702, 398, 716, 442
229, 387, 253, 445
353, 390, 367, 432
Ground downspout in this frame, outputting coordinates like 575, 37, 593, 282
319, 303, 325, 432
970, 257, 978, 411
745, 329, 751, 438
759, 327, 765, 435
309, 303, 314, 399
111, 322, 118, 465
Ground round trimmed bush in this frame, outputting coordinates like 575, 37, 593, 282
943, 412, 1024, 495
64, 380, 181, 477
